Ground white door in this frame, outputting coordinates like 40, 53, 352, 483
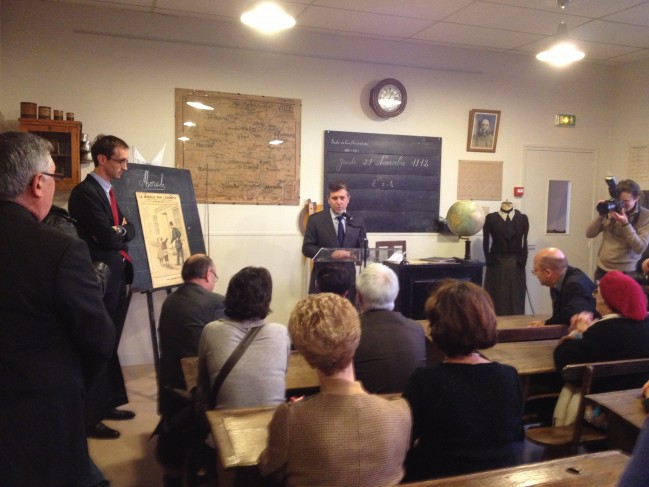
523, 146, 598, 315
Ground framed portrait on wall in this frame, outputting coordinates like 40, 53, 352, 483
467, 109, 501, 153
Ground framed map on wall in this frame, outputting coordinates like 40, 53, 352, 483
175, 88, 301, 205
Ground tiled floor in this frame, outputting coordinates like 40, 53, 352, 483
89, 364, 164, 486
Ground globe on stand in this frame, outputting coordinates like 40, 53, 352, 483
445, 200, 486, 261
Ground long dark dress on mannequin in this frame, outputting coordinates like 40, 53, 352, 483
483, 202, 529, 315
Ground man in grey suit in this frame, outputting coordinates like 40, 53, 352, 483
302, 180, 366, 303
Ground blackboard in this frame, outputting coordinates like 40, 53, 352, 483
324, 131, 441, 232
112, 163, 205, 292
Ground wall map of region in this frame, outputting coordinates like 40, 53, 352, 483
175, 88, 301, 205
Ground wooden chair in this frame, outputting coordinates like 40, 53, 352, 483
497, 324, 568, 343
525, 357, 649, 457
374, 240, 407, 261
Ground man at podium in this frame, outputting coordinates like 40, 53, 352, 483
302, 181, 366, 303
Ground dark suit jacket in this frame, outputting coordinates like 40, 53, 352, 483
159, 282, 225, 412
68, 174, 135, 287
0, 201, 114, 486
354, 309, 427, 393
546, 266, 596, 325
302, 210, 366, 300
302, 210, 365, 258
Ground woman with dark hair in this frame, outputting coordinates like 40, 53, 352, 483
197, 266, 290, 409
402, 279, 523, 481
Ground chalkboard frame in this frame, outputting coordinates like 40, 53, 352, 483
323, 131, 442, 233
112, 163, 205, 292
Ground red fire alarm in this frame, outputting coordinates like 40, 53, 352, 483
514, 187, 524, 197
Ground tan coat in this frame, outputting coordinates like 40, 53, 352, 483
258, 378, 411, 487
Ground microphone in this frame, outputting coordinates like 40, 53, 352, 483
341, 211, 354, 223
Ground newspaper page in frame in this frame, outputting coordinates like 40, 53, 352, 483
136, 192, 189, 289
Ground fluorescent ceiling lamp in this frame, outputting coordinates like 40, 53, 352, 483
536, 1, 584, 67
184, 121, 197, 127
186, 101, 214, 110
241, 2, 296, 34
536, 40, 585, 67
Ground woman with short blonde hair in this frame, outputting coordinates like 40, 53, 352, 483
259, 293, 412, 487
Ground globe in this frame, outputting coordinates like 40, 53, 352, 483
446, 200, 485, 237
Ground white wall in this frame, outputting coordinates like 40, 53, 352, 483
2, 0, 638, 365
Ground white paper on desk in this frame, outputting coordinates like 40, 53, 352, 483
387, 251, 404, 263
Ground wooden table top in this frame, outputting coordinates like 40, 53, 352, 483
180, 351, 318, 392
496, 314, 551, 328
479, 339, 558, 376
417, 314, 551, 340
586, 389, 648, 430
402, 450, 629, 486
285, 351, 318, 391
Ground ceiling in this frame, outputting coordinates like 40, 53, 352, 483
49, 0, 649, 65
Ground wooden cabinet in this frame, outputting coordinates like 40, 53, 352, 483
19, 118, 82, 190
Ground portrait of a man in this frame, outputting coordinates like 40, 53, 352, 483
467, 109, 501, 152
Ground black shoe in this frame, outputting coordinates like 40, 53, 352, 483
87, 422, 120, 439
104, 408, 135, 420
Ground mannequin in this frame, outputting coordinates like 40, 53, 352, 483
482, 201, 529, 315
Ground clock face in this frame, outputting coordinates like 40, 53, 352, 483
370, 78, 407, 118
378, 84, 403, 112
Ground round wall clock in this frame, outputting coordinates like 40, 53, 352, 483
370, 78, 407, 118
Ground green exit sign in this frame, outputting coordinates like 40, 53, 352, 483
554, 114, 576, 127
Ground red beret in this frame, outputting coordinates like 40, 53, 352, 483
599, 271, 648, 321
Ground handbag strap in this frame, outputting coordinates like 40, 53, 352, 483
208, 325, 263, 409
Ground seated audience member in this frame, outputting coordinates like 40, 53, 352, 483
159, 254, 225, 405
315, 262, 351, 297
197, 266, 289, 409
619, 417, 649, 487
259, 293, 411, 487
554, 271, 649, 392
402, 280, 523, 481
155, 254, 225, 483
529, 247, 596, 327
618, 379, 649, 487
354, 263, 426, 393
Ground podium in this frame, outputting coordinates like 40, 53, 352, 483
384, 260, 484, 320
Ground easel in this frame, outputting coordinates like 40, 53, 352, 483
142, 286, 175, 395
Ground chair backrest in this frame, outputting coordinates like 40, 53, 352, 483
497, 324, 568, 343
375, 240, 407, 261
561, 358, 649, 453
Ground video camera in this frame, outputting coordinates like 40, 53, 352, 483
596, 176, 624, 216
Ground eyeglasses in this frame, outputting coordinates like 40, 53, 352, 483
31, 171, 65, 184
109, 157, 129, 166
209, 269, 219, 281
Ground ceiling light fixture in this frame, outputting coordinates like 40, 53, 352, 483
241, 2, 296, 34
536, 0, 584, 67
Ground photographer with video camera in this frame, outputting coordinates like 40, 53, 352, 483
586, 177, 649, 282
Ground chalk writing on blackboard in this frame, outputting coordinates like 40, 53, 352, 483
324, 131, 442, 233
